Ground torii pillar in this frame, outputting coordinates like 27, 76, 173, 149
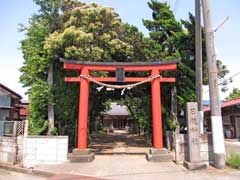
78, 68, 89, 149
151, 69, 163, 149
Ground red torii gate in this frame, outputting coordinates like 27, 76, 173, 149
60, 58, 178, 162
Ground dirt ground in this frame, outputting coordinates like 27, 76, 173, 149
89, 130, 151, 154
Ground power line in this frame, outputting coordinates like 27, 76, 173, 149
203, 71, 240, 94
218, 71, 240, 86
229, 71, 240, 79
214, 16, 230, 32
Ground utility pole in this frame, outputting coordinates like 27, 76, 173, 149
201, 0, 225, 169
195, 0, 203, 134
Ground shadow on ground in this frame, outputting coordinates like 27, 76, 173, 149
89, 130, 151, 154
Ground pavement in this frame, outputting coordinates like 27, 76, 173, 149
34, 131, 240, 180
1, 155, 240, 180
1, 131, 240, 180
30, 155, 239, 180
0, 168, 45, 180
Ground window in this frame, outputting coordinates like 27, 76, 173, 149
3, 121, 14, 135
0, 96, 11, 106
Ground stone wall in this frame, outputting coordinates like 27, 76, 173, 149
17, 136, 24, 163
199, 134, 213, 162
0, 135, 68, 167
169, 132, 240, 163
166, 132, 213, 163
225, 141, 240, 157
0, 136, 17, 164
23, 136, 68, 168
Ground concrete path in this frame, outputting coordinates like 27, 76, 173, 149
33, 155, 240, 180
48, 173, 111, 180
2, 132, 240, 179
0, 168, 45, 180
36, 131, 239, 180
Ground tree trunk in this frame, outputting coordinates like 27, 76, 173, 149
47, 62, 54, 134
126, 105, 139, 134
171, 86, 179, 133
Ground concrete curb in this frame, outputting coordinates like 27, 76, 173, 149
0, 163, 55, 178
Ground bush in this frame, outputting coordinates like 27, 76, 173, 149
168, 118, 176, 131
227, 153, 240, 169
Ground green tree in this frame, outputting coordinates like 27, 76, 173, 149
20, 15, 50, 134
143, 1, 230, 131
143, 1, 194, 130
20, 0, 65, 134
225, 88, 240, 101
143, 1, 181, 60
20, 0, 155, 141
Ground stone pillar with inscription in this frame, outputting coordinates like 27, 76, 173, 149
183, 102, 207, 170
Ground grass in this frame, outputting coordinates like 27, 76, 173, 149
227, 153, 240, 169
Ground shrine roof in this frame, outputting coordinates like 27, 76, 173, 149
104, 102, 129, 116
60, 57, 179, 66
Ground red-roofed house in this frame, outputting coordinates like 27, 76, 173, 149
204, 98, 240, 139
0, 83, 28, 135
0, 83, 22, 120
19, 100, 29, 120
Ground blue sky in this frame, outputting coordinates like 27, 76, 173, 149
0, 0, 239, 100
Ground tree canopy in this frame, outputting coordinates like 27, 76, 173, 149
20, 0, 157, 141
20, 0, 230, 146
225, 88, 240, 101
143, 0, 229, 130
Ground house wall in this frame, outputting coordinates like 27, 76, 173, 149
222, 115, 231, 138
204, 111, 240, 139
0, 88, 22, 122
222, 115, 230, 125
235, 117, 240, 138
